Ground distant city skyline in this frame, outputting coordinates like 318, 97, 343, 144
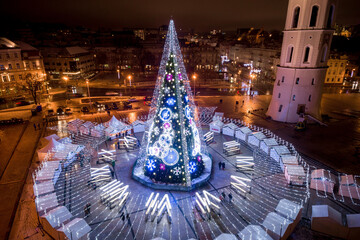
2, 0, 359, 31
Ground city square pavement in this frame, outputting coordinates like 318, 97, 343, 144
3, 93, 360, 239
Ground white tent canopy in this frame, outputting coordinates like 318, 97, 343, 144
222, 122, 239, 136
37, 138, 62, 161
105, 115, 121, 128
91, 123, 106, 137
132, 120, 146, 133
44, 134, 60, 141
209, 119, 224, 133
339, 175, 360, 200
35, 161, 61, 182
79, 121, 95, 135
235, 127, 252, 142
58, 218, 91, 240
67, 119, 84, 133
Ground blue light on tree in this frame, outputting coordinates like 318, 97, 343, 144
188, 161, 197, 174
159, 108, 172, 122
147, 159, 156, 171
184, 95, 189, 103
185, 106, 192, 119
166, 97, 176, 106
163, 148, 179, 166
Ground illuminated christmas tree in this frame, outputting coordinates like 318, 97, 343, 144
136, 20, 208, 186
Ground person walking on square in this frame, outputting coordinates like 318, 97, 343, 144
37, 123, 41, 130
222, 162, 225, 170
221, 192, 226, 201
218, 161, 222, 170
33, 123, 36, 130
228, 193, 233, 203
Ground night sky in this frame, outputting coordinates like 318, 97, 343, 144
3, 0, 360, 31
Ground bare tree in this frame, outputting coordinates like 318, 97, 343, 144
22, 74, 43, 105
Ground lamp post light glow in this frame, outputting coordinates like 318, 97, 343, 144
86, 79, 91, 107
192, 74, 196, 97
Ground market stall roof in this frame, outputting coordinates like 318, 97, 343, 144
33, 180, 55, 197
80, 121, 95, 129
68, 118, 84, 128
223, 122, 239, 130
44, 134, 60, 141
131, 120, 146, 126
238, 225, 272, 240
237, 126, 252, 134
262, 138, 278, 146
58, 218, 91, 240
311, 169, 336, 181
210, 119, 224, 126
105, 115, 122, 128
36, 193, 58, 212
272, 145, 291, 155
250, 131, 266, 140
214, 233, 238, 240
340, 175, 358, 186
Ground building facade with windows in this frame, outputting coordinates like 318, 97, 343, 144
0, 38, 45, 97
324, 55, 347, 84
43, 46, 95, 80
267, 0, 337, 123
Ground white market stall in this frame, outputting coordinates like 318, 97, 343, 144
105, 116, 132, 139
284, 164, 306, 186
260, 138, 279, 155
338, 175, 360, 200
91, 123, 106, 138
235, 127, 252, 142
346, 214, 360, 240
79, 121, 95, 135
214, 233, 238, 240
36, 193, 58, 212
238, 225, 273, 240
311, 205, 349, 239
104, 115, 121, 128
132, 120, 146, 133
33, 180, 55, 197
262, 212, 292, 240
35, 161, 62, 182
222, 122, 239, 136
58, 218, 91, 240
279, 155, 298, 172
209, 120, 224, 133
247, 132, 266, 148
275, 199, 303, 229
270, 146, 291, 163
41, 206, 72, 228
310, 169, 336, 194
213, 112, 224, 121
67, 119, 84, 133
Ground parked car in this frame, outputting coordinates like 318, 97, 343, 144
105, 104, 111, 111
16, 100, 31, 106
128, 97, 139, 102
65, 108, 72, 115
81, 106, 89, 114
112, 102, 119, 110
47, 109, 55, 116
13, 95, 26, 101
57, 107, 64, 115
144, 96, 152, 102
123, 101, 132, 109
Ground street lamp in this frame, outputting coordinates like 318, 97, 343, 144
117, 68, 120, 80
86, 79, 91, 107
127, 75, 132, 96
192, 74, 196, 97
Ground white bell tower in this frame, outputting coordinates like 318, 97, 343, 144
267, 0, 337, 123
